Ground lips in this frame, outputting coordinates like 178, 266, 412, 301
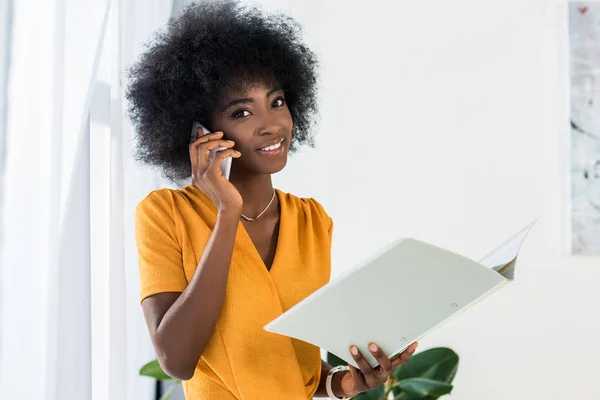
257, 137, 284, 151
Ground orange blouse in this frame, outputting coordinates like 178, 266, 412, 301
134, 184, 333, 399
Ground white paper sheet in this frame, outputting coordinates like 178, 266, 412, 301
479, 220, 536, 280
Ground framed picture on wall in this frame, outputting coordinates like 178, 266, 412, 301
568, 2, 600, 254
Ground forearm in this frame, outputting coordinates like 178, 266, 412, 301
314, 360, 348, 398
153, 211, 240, 378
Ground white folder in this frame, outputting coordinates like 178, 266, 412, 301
264, 221, 535, 369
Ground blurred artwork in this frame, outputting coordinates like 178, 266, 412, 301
569, 2, 600, 254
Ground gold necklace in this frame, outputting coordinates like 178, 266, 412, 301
241, 190, 276, 222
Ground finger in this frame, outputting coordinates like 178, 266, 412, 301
390, 342, 418, 362
391, 343, 418, 369
207, 148, 241, 174
194, 126, 213, 141
190, 132, 224, 169
349, 346, 378, 387
198, 139, 236, 165
203, 139, 235, 153
403, 342, 418, 360
407, 342, 419, 354
391, 355, 407, 369
190, 138, 204, 170
192, 131, 224, 146
347, 364, 368, 393
368, 343, 392, 378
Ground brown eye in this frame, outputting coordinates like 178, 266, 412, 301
272, 98, 285, 107
232, 109, 251, 118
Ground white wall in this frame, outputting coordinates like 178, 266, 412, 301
259, 0, 597, 399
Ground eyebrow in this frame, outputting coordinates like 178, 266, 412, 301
220, 87, 283, 112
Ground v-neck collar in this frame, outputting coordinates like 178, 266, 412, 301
237, 189, 285, 275
186, 184, 286, 275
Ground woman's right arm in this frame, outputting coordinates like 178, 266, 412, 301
141, 130, 243, 381
142, 209, 239, 381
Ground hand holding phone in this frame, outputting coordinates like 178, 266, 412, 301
189, 122, 242, 212
191, 122, 232, 180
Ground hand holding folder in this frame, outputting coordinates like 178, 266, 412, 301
264, 221, 535, 369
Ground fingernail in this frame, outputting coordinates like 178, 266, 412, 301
235, 151, 241, 155
351, 346, 358, 355
228, 140, 234, 144
369, 343, 378, 352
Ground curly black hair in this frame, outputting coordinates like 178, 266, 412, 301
125, 0, 320, 182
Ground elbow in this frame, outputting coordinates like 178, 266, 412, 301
152, 331, 205, 381
157, 353, 196, 381
167, 368, 195, 382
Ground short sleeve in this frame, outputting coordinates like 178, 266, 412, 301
309, 198, 334, 239
134, 190, 188, 303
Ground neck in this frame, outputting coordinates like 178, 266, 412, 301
229, 172, 275, 217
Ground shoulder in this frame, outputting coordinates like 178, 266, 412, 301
278, 190, 333, 228
135, 185, 204, 222
137, 185, 207, 212
135, 188, 176, 219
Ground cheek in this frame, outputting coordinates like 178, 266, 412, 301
280, 110, 294, 132
223, 130, 252, 150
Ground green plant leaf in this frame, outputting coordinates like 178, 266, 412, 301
393, 378, 452, 398
351, 384, 384, 400
326, 352, 348, 368
139, 359, 173, 381
159, 380, 181, 400
393, 393, 423, 400
394, 348, 458, 384
394, 393, 428, 399
391, 347, 458, 399
392, 384, 426, 400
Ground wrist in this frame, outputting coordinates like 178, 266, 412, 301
331, 370, 350, 398
327, 367, 353, 399
217, 207, 242, 221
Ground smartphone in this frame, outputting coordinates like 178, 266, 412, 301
191, 121, 232, 180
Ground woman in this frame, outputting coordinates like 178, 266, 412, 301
127, 1, 417, 399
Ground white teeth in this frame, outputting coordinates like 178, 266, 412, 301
260, 139, 283, 151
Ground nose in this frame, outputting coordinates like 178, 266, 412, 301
256, 113, 281, 137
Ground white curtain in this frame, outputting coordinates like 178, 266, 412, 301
0, 0, 175, 399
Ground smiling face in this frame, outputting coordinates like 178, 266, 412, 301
209, 80, 293, 177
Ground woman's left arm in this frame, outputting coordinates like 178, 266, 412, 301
313, 342, 418, 399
